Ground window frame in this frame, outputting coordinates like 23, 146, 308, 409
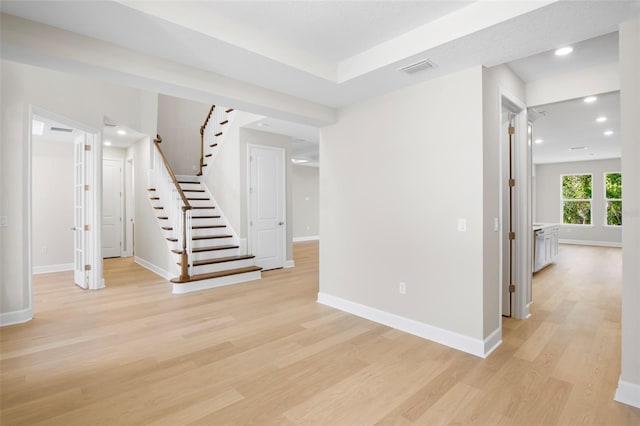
604, 171, 622, 227
560, 173, 593, 226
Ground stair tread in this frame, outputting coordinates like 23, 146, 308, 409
178, 180, 199, 184
147, 188, 156, 191
220, 120, 229, 125
214, 132, 223, 137
193, 234, 233, 240
187, 197, 210, 200
161, 226, 173, 231
209, 143, 218, 148
225, 108, 234, 113
183, 189, 205, 193
153, 206, 164, 210
192, 206, 215, 210
171, 266, 262, 284
179, 254, 255, 267
193, 225, 226, 229
149, 197, 160, 200
157, 216, 168, 220
192, 215, 221, 219
205, 154, 212, 157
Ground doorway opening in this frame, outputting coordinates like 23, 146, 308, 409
499, 93, 532, 320
30, 107, 103, 293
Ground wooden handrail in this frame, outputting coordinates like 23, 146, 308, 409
199, 105, 215, 176
154, 134, 192, 281
153, 134, 192, 211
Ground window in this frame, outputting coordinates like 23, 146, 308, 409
562, 174, 592, 225
605, 172, 622, 226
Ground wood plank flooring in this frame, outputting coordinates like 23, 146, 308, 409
1, 242, 639, 425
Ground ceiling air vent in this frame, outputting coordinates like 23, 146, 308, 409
398, 59, 437, 75
50, 126, 73, 132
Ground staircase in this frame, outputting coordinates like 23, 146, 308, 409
148, 106, 262, 294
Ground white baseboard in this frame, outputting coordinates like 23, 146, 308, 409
559, 239, 622, 248
134, 256, 173, 281
614, 378, 640, 408
483, 328, 502, 357
284, 260, 295, 268
0, 307, 33, 326
33, 263, 74, 274
293, 235, 319, 243
317, 292, 496, 358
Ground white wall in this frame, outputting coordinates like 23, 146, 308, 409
292, 165, 319, 240
32, 140, 74, 271
617, 17, 640, 408
156, 94, 211, 175
319, 67, 487, 351
535, 159, 622, 245
204, 111, 263, 242
0, 60, 158, 321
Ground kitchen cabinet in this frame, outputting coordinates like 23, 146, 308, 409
533, 224, 559, 273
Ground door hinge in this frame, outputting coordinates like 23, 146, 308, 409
508, 178, 515, 187
84, 184, 90, 191
509, 231, 516, 240
84, 144, 92, 151
84, 224, 91, 231
84, 264, 92, 271
509, 284, 516, 293
508, 126, 515, 135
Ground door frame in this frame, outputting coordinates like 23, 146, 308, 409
29, 106, 104, 294
102, 156, 124, 258
499, 90, 532, 321
123, 156, 135, 257
246, 143, 286, 269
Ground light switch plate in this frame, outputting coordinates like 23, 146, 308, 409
457, 218, 467, 232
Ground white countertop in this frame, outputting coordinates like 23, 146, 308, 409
533, 223, 559, 231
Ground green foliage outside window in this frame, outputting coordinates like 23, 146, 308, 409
605, 173, 622, 226
562, 175, 592, 225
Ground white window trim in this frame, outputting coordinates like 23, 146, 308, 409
604, 171, 622, 227
560, 173, 593, 226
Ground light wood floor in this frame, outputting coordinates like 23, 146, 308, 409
2, 242, 639, 425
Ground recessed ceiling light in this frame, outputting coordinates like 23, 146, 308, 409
117, 129, 127, 135
32, 119, 45, 136
291, 158, 309, 164
588, 153, 595, 156
104, 141, 112, 146
596, 116, 607, 123
257, 122, 269, 128
584, 96, 597, 103
569, 146, 588, 151
555, 46, 573, 56
534, 139, 543, 144
603, 130, 614, 136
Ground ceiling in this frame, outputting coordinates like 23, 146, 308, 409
5, 1, 636, 166
32, 114, 145, 149
531, 91, 620, 165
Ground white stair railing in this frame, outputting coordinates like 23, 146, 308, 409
151, 135, 193, 281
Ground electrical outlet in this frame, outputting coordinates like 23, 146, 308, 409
399, 282, 406, 295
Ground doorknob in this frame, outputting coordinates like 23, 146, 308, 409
278, 222, 284, 226
70, 227, 76, 231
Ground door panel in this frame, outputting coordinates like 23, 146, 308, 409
73, 133, 88, 289
249, 146, 285, 270
102, 159, 122, 258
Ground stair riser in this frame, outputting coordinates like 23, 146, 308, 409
189, 248, 242, 262
178, 183, 201, 191
187, 200, 216, 208
191, 228, 228, 237
172, 270, 261, 294
190, 258, 255, 275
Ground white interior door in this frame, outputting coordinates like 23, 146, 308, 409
102, 158, 122, 258
249, 145, 285, 270
73, 133, 88, 288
